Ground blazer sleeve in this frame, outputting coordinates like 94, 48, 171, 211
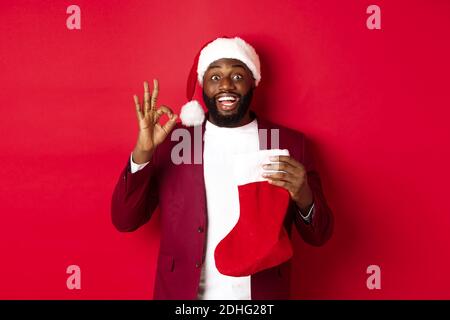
110, 148, 160, 232
291, 133, 334, 246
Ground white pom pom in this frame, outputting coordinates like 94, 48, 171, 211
180, 100, 205, 127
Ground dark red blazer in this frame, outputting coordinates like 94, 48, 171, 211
111, 111, 334, 300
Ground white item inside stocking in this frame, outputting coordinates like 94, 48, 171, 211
232, 149, 290, 186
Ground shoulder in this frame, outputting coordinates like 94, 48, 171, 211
256, 115, 308, 162
257, 115, 305, 143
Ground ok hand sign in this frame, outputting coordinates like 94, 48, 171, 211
133, 79, 178, 153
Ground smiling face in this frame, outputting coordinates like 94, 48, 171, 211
202, 58, 256, 127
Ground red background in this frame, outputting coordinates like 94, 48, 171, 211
1, 0, 449, 299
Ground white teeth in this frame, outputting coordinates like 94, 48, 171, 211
218, 96, 237, 102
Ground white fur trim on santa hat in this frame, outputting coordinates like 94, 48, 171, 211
180, 100, 205, 127
197, 37, 261, 87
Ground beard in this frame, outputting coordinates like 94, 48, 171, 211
202, 88, 254, 127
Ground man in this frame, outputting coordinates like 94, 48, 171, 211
111, 36, 333, 300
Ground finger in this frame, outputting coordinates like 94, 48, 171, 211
269, 155, 305, 171
262, 171, 294, 183
161, 113, 178, 134
153, 105, 174, 124
133, 95, 143, 121
143, 81, 151, 115
151, 79, 159, 111
262, 162, 296, 175
266, 178, 292, 190
154, 123, 167, 136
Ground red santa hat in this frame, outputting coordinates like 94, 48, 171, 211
180, 36, 262, 127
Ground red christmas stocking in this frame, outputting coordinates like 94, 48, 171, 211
214, 149, 293, 277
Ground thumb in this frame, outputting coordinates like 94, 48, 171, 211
161, 113, 178, 134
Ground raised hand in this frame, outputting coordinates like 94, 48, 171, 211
132, 79, 178, 163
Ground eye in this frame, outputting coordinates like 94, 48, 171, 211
211, 75, 220, 81
233, 74, 243, 81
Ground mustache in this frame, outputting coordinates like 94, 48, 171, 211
202, 88, 254, 127
214, 92, 241, 99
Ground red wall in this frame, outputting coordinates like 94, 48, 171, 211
1, 0, 449, 299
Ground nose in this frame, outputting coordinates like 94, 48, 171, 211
218, 76, 236, 91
